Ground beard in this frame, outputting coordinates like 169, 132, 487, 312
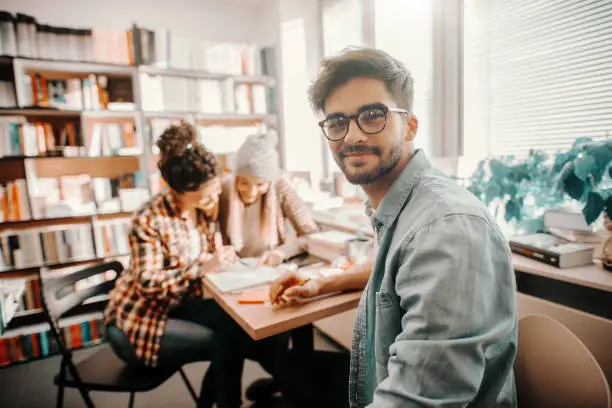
334, 142, 403, 185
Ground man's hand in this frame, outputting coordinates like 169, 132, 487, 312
258, 249, 285, 267
269, 271, 321, 305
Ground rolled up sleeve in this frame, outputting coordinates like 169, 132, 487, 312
370, 214, 517, 407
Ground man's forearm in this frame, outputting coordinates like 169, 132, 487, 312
318, 261, 372, 294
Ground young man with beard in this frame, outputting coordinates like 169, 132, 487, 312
270, 48, 518, 408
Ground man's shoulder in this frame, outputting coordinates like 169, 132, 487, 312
396, 169, 495, 235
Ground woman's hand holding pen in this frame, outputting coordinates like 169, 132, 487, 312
257, 249, 285, 267
201, 232, 238, 273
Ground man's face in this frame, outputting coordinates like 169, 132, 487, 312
181, 176, 222, 217
323, 77, 414, 185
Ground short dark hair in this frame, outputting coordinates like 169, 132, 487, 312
309, 47, 414, 114
156, 121, 219, 193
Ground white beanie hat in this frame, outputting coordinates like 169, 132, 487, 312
235, 130, 280, 180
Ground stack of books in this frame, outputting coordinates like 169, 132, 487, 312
135, 27, 270, 74
2, 12, 131, 64
0, 117, 81, 157
0, 80, 16, 107
510, 233, 595, 268
0, 224, 96, 270
86, 122, 139, 157
0, 179, 31, 222
305, 231, 359, 263
93, 218, 130, 258
22, 73, 134, 111
197, 125, 262, 155
0, 312, 106, 367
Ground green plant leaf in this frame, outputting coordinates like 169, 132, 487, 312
560, 165, 585, 200
485, 184, 502, 205
489, 159, 510, 181
606, 197, 612, 220
572, 137, 593, 149
505, 199, 521, 222
573, 155, 596, 181
467, 184, 482, 198
583, 192, 605, 224
527, 218, 545, 233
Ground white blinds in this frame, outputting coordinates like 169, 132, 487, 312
463, 0, 612, 156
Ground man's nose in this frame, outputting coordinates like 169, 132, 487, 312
344, 118, 368, 145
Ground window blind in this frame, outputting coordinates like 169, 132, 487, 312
463, 0, 612, 156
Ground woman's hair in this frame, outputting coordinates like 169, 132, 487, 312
156, 121, 219, 193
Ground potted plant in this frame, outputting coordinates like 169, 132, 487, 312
466, 138, 612, 270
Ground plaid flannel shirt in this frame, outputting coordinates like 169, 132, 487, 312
104, 190, 218, 367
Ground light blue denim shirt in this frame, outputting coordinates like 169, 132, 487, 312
348, 150, 517, 408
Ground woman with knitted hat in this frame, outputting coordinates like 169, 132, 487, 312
220, 130, 319, 266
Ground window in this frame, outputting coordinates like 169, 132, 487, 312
463, 0, 612, 156
374, 0, 434, 155
322, 0, 364, 56
322, 0, 365, 177
281, 18, 324, 174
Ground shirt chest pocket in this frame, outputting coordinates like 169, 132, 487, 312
375, 291, 403, 367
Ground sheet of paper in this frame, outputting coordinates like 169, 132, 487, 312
207, 263, 283, 293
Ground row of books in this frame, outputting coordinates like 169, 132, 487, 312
0, 117, 81, 157
0, 179, 31, 222
0, 218, 132, 271
136, 27, 273, 75
0, 313, 105, 367
197, 125, 262, 155
0, 224, 96, 270
22, 73, 134, 111
0, 12, 131, 64
93, 219, 130, 258
86, 122, 140, 157
140, 76, 269, 114
12, 261, 119, 313
0, 80, 16, 107
30, 173, 149, 218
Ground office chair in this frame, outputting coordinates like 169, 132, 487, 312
39, 261, 200, 408
515, 314, 611, 408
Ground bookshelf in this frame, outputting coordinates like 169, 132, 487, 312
0, 18, 280, 365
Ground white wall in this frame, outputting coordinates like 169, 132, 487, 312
1, 0, 275, 44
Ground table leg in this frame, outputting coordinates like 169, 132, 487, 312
291, 324, 314, 352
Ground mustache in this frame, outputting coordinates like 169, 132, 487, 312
340, 145, 381, 158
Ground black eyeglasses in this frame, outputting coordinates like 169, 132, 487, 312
318, 103, 411, 141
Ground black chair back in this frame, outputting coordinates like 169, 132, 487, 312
39, 261, 124, 352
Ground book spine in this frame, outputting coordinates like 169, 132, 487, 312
509, 242, 561, 267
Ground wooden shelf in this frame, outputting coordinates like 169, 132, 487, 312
0, 253, 130, 276
196, 113, 275, 126
26, 155, 141, 178
13, 57, 136, 76
139, 65, 275, 86
0, 108, 137, 120
0, 211, 132, 230
144, 111, 275, 126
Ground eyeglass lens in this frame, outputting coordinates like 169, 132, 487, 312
322, 107, 387, 140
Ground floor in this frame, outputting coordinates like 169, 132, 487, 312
0, 330, 343, 408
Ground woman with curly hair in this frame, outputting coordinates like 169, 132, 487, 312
104, 122, 252, 407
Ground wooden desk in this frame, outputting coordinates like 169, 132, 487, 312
513, 254, 612, 293
202, 274, 362, 341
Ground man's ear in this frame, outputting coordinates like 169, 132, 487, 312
404, 115, 418, 142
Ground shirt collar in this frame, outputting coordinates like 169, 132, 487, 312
164, 190, 189, 220
366, 149, 431, 229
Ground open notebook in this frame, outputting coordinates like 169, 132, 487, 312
206, 260, 286, 293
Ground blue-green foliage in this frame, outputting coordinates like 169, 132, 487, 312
465, 138, 612, 232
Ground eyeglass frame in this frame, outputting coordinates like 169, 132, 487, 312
318, 103, 412, 141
